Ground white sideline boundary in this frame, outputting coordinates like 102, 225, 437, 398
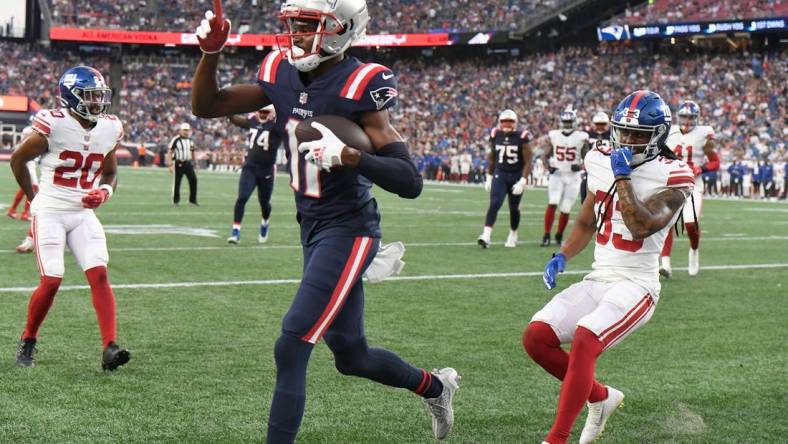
0, 263, 786, 294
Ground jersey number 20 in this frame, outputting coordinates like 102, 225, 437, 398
54, 151, 105, 189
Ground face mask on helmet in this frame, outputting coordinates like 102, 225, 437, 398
678, 114, 697, 133
277, 0, 370, 72
611, 123, 668, 166
559, 110, 577, 134
63, 86, 112, 122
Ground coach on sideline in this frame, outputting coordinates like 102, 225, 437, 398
169, 123, 199, 206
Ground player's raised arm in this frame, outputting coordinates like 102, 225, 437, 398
10, 132, 48, 201
339, 108, 423, 199
611, 148, 688, 239
191, 11, 270, 118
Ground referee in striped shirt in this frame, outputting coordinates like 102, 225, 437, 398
169, 123, 199, 206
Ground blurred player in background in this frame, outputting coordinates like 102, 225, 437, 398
583, 111, 611, 203
7, 123, 38, 222
226, 105, 281, 244
191, 0, 459, 441
541, 109, 589, 247
477, 109, 533, 248
526, 91, 692, 444
10, 66, 130, 371
659, 100, 719, 277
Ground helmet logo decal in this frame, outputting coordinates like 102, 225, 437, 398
63, 73, 78, 87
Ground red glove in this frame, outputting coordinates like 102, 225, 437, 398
691, 164, 703, 176
195, 10, 231, 54
81, 189, 109, 209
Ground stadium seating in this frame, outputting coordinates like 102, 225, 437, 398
614, 0, 788, 26
48, 0, 560, 34
0, 41, 784, 186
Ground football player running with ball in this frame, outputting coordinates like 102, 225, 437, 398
10, 66, 130, 371
192, 1, 459, 442
523, 91, 693, 444
477, 109, 533, 248
659, 100, 719, 277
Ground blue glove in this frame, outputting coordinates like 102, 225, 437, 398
610, 147, 633, 177
543, 253, 566, 290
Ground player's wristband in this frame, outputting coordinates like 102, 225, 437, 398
99, 184, 114, 199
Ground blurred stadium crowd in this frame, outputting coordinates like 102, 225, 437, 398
1, 39, 785, 197
48, 0, 787, 33
48, 0, 560, 34
614, 0, 788, 26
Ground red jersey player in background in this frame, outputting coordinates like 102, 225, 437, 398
10, 66, 130, 371
659, 100, 719, 277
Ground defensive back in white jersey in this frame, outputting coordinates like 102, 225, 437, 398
584, 147, 694, 298
30, 108, 124, 213
548, 129, 589, 173
665, 125, 714, 173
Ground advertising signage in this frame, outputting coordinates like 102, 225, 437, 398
598, 16, 787, 41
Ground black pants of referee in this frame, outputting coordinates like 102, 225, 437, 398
173, 161, 198, 204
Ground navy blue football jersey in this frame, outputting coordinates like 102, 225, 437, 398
244, 119, 281, 169
489, 127, 531, 173
256, 51, 398, 223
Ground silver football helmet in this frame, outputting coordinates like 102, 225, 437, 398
498, 109, 518, 132
277, 0, 370, 72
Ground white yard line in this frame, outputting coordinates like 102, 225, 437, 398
1, 263, 786, 293
2, 236, 787, 254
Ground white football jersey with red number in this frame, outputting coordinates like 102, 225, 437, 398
30, 108, 123, 213
584, 147, 694, 298
548, 129, 589, 173
665, 125, 714, 173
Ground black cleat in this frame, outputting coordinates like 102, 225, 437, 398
102, 342, 131, 371
540, 233, 551, 247
16, 338, 37, 368
555, 233, 563, 247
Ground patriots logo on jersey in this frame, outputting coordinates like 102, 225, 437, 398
369, 87, 398, 110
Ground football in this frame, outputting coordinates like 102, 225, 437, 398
295, 115, 375, 154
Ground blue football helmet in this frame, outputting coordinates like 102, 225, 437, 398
559, 109, 577, 134
677, 100, 700, 133
58, 66, 112, 122
610, 90, 671, 166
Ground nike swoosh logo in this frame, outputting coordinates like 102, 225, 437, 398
382, 73, 394, 80
265, 175, 271, 179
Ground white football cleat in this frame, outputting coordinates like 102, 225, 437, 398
16, 236, 34, 253
659, 256, 672, 279
688, 249, 699, 276
579, 386, 624, 444
477, 233, 491, 249
504, 230, 518, 248
423, 367, 460, 440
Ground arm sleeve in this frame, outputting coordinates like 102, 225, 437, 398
356, 142, 422, 199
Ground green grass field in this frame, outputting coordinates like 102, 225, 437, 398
1, 167, 786, 443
